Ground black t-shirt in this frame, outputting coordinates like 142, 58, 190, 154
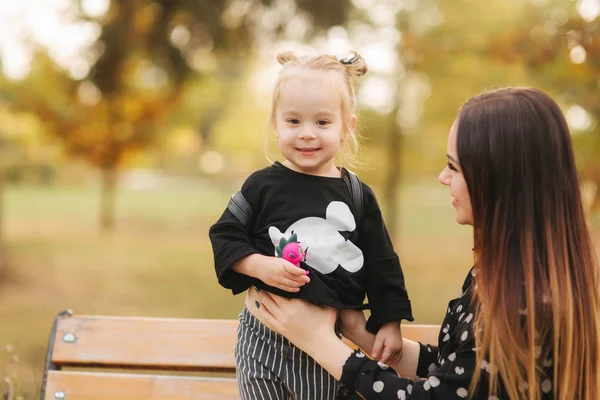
209, 162, 413, 332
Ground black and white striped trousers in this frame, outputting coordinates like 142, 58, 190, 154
235, 307, 338, 400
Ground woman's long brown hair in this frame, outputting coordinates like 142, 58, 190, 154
457, 87, 600, 399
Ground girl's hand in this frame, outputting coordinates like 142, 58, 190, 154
234, 254, 310, 292
372, 321, 403, 364
255, 291, 337, 352
258, 256, 310, 292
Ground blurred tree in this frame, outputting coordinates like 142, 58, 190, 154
355, 0, 539, 236
331, 2, 444, 236
483, 2, 600, 215
351, 0, 502, 235
0, 75, 57, 274
400, 0, 532, 161
5, 0, 354, 231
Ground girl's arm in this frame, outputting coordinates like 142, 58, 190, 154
209, 208, 259, 293
339, 309, 419, 379
233, 253, 310, 293
358, 184, 413, 333
210, 215, 309, 293
209, 171, 269, 293
209, 170, 308, 293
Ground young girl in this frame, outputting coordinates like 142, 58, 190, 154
209, 50, 413, 399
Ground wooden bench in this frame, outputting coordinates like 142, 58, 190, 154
40, 310, 440, 400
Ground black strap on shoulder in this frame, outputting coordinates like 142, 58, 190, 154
342, 168, 364, 230
227, 191, 253, 226
227, 169, 364, 229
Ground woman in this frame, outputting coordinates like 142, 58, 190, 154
255, 87, 600, 399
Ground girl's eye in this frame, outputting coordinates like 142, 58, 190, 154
288, 119, 300, 124
447, 161, 458, 172
316, 120, 329, 126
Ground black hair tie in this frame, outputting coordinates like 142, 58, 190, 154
339, 53, 358, 65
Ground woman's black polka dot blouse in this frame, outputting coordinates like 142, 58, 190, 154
337, 268, 554, 399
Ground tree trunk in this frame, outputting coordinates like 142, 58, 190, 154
0, 170, 5, 278
384, 108, 403, 241
100, 166, 117, 232
383, 14, 412, 242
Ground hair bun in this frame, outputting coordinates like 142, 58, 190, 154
277, 51, 297, 65
339, 50, 368, 77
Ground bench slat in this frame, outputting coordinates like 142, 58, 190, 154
402, 324, 440, 346
44, 371, 239, 400
51, 314, 439, 372
52, 316, 238, 371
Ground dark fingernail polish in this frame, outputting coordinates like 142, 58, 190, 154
254, 286, 260, 293
255, 301, 260, 309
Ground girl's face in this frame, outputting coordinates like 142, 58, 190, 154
439, 119, 473, 226
274, 69, 356, 177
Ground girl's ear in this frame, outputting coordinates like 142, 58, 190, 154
350, 115, 357, 132
342, 115, 357, 142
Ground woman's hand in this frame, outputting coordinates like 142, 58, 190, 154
255, 291, 353, 380
255, 291, 337, 349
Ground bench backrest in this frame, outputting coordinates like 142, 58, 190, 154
41, 310, 440, 400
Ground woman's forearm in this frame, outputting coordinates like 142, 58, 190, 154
389, 339, 420, 379
303, 336, 419, 385
347, 335, 419, 379
303, 334, 354, 380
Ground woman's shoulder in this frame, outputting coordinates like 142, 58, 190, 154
461, 267, 477, 293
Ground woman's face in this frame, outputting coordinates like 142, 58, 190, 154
439, 119, 473, 226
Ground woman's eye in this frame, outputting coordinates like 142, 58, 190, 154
288, 119, 300, 124
316, 120, 329, 126
447, 161, 458, 172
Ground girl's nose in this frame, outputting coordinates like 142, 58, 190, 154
298, 125, 316, 139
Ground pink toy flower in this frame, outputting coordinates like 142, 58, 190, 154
275, 232, 306, 268
281, 242, 304, 267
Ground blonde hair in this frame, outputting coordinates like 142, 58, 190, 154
267, 50, 368, 168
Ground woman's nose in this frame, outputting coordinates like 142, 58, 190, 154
439, 167, 450, 186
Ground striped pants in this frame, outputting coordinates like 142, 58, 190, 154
235, 307, 338, 400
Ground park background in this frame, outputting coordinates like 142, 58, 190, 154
1, 0, 600, 397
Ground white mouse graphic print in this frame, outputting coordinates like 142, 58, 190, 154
268, 201, 364, 274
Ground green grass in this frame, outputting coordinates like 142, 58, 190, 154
0, 179, 594, 397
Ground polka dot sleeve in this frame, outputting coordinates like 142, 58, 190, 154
415, 343, 439, 379
337, 345, 476, 399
